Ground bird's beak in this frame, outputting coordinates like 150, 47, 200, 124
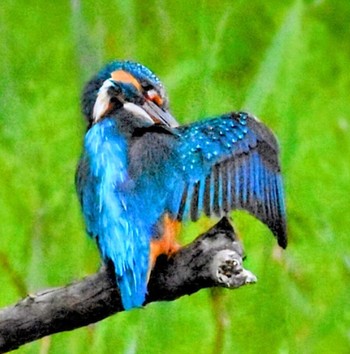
142, 100, 179, 127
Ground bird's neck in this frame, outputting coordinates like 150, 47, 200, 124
95, 108, 156, 139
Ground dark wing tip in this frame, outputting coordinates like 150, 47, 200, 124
277, 228, 288, 249
279, 238, 288, 249
270, 218, 287, 249
246, 114, 287, 248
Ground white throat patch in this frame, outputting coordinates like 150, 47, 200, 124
93, 79, 115, 122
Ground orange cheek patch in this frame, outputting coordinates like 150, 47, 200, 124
111, 70, 141, 91
152, 94, 163, 107
149, 214, 181, 268
147, 91, 163, 107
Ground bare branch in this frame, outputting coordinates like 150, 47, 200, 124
0, 218, 256, 353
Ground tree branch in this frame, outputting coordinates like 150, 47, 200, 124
0, 217, 256, 353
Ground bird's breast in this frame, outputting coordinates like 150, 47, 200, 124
84, 118, 170, 235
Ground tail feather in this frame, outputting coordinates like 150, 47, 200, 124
99, 228, 150, 310
117, 267, 148, 310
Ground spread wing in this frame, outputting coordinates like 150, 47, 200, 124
164, 112, 287, 248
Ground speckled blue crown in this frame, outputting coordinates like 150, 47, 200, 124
97, 60, 161, 86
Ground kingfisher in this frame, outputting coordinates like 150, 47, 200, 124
76, 60, 287, 310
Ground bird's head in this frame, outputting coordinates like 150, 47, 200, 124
82, 60, 178, 128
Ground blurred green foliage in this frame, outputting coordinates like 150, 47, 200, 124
1, 0, 349, 353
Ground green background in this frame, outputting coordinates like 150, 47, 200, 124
1, 0, 349, 353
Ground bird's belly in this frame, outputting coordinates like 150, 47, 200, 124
149, 214, 181, 267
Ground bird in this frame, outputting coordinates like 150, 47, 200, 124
76, 60, 287, 310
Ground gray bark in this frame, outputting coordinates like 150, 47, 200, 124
0, 217, 256, 353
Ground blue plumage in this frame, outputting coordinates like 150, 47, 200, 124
76, 61, 287, 310
159, 112, 286, 243
97, 61, 161, 86
77, 118, 149, 309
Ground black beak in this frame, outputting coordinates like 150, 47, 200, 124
142, 100, 179, 127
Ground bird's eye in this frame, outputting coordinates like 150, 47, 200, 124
141, 82, 154, 91
140, 80, 164, 107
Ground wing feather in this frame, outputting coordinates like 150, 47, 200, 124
166, 112, 287, 248
190, 181, 200, 221
203, 173, 212, 217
